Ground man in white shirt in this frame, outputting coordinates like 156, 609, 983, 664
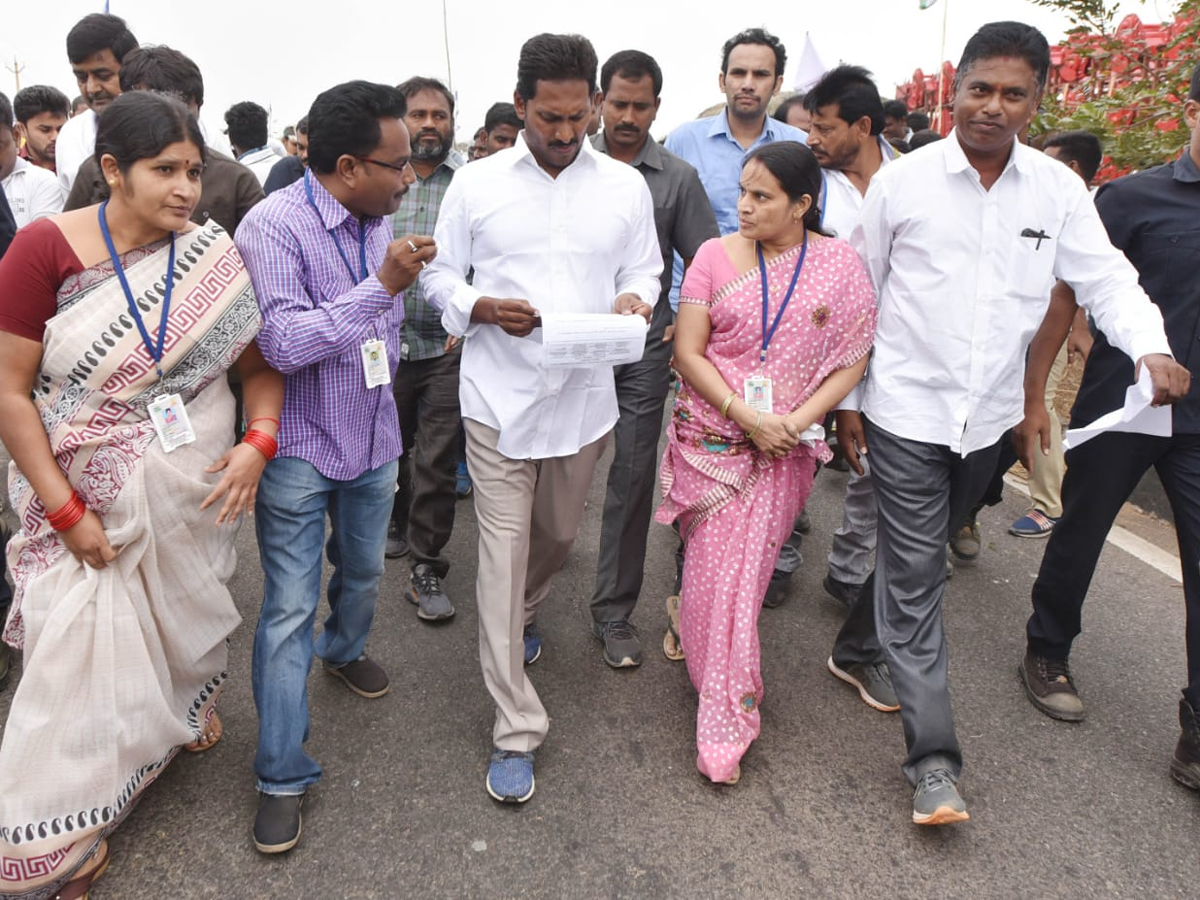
797, 66, 900, 714
225, 101, 278, 186
838, 21, 1188, 826
423, 32, 661, 806
0, 93, 65, 226
56, 13, 139, 192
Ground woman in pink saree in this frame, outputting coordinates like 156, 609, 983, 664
657, 142, 876, 784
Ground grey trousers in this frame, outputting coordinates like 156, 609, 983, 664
827, 457, 877, 585
590, 349, 672, 623
861, 419, 1002, 785
392, 348, 462, 578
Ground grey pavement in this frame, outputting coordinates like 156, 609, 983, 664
2, 440, 1198, 899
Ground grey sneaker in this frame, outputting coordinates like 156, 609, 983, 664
912, 768, 969, 825
592, 619, 642, 668
385, 522, 409, 559
409, 564, 455, 621
827, 656, 900, 712
253, 793, 304, 854
1019, 650, 1084, 722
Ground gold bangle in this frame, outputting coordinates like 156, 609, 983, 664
746, 411, 763, 440
719, 391, 737, 419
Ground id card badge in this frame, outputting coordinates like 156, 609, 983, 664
743, 375, 774, 413
148, 392, 197, 452
360, 339, 391, 388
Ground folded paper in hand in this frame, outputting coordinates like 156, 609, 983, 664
540, 313, 647, 368
1062, 367, 1172, 451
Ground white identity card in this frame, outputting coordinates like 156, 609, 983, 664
743, 375, 774, 413
148, 392, 197, 452
360, 339, 391, 388
1063, 367, 1172, 451
540, 313, 647, 368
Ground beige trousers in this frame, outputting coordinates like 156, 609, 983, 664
464, 419, 608, 752
1028, 340, 1069, 518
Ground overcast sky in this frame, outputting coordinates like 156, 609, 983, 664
2, 0, 1165, 153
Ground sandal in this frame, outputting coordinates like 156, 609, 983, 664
56, 839, 109, 900
185, 710, 223, 753
662, 594, 685, 661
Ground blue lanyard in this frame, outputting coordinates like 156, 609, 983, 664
756, 232, 808, 365
304, 170, 368, 283
819, 173, 828, 229
98, 201, 175, 380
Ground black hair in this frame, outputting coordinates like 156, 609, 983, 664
773, 93, 806, 124
742, 141, 830, 236
66, 13, 138, 66
956, 21, 1051, 91
906, 111, 930, 131
93, 90, 205, 173
396, 76, 455, 115
0, 93, 11, 134
296, 115, 308, 135
72, 95, 88, 113
118, 46, 204, 108
515, 34, 597, 101
1190, 62, 1200, 101
600, 49, 663, 97
721, 28, 786, 78
224, 100, 269, 152
306, 80, 407, 175
882, 99, 908, 120
484, 102, 522, 133
908, 129, 943, 150
806, 65, 885, 135
1044, 129, 1103, 183
13, 85, 71, 124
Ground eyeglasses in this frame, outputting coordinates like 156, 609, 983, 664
354, 155, 411, 174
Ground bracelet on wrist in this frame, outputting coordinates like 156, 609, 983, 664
246, 416, 280, 433
746, 411, 763, 440
719, 391, 737, 419
241, 428, 278, 460
47, 490, 87, 532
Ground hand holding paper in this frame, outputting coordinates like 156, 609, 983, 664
1062, 366, 1172, 452
540, 313, 648, 368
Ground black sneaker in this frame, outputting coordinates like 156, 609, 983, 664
822, 573, 863, 607
1019, 650, 1084, 722
253, 793, 303, 854
408, 564, 455, 621
323, 654, 390, 699
827, 656, 900, 712
763, 544, 802, 608
1171, 698, 1200, 790
385, 522, 409, 559
592, 619, 642, 668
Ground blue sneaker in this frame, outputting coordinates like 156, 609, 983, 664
455, 461, 472, 499
523, 623, 542, 666
486, 748, 535, 803
1009, 509, 1058, 538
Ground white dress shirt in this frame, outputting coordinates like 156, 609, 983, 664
423, 133, 662, 460
55, 109, 97, 192
850, 131, 1171, 455
3, 158, 66, 227
238, 147, 280, 187
820, 136, 897, 241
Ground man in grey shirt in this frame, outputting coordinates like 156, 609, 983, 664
588, 50, 719, 667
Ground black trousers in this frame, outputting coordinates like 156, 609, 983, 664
1026, 431, 1200, 707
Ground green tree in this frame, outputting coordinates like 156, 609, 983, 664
1029, 0, 1199, 179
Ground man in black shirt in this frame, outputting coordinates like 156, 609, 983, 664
1018, 64, 1200, 788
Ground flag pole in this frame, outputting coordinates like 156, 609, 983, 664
935, 0, 949, 131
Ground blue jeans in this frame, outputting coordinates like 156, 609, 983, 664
251, 456, 397, 794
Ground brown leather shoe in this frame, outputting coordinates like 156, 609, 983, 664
323, 655, 389, 699
1019, 650, 1084, 722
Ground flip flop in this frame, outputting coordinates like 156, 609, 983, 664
185, 710, 223, 753
57, 839, 110, 900
662, 594, 685, 661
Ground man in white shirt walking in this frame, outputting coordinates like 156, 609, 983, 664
839, 21, 1188, 826
0, 94, 65, 227
423, 32, 661, 805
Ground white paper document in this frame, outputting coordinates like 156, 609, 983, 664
540, 313, 648, 368
1062, 367, 1172, 451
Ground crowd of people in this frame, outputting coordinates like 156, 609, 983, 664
0, 10, 1196, 899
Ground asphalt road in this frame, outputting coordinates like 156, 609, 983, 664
1, 441, 1196, 899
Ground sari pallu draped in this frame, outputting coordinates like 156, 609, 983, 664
655, 238, 876, 782
0, 223, 260, 899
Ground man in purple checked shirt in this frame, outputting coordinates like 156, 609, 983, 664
234, 80, 436, 856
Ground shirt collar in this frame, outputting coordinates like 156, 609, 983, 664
512, 130, 596, 176
591, 132, 665, 170
943, 128, 1027, 178
416, 154, 461, 183
1174, 148, 1200, 183
304, 170, 360, 231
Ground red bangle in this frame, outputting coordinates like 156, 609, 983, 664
246, 416, 280, 432
242, 428, 278, 460
47, 490, 87, 532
